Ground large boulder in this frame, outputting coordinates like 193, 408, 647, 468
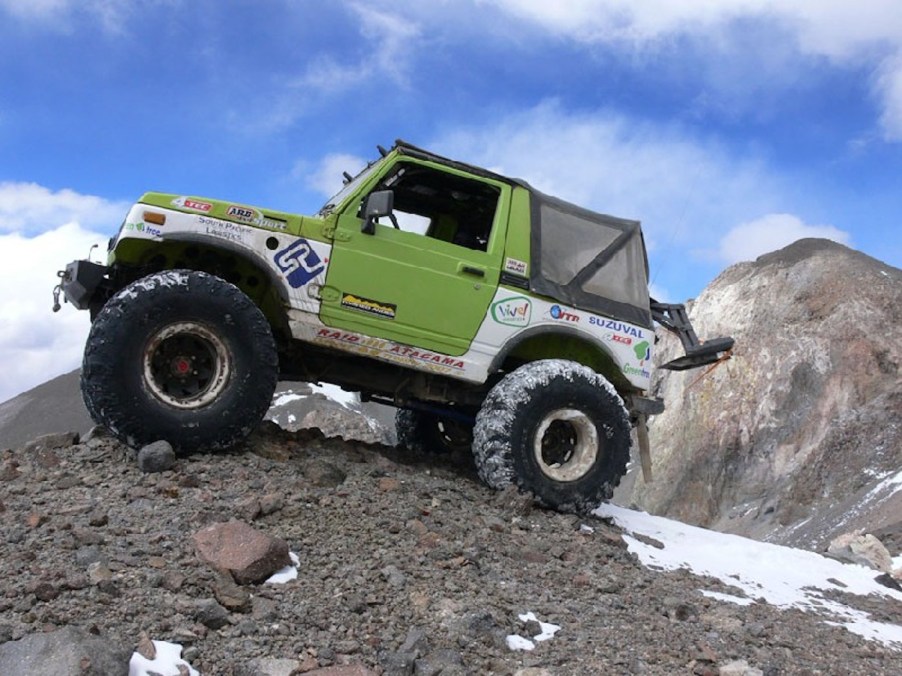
624, 239, 902, 550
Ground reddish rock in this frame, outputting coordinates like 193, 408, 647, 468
192, 520, 291, 585
378, 477, 400, 492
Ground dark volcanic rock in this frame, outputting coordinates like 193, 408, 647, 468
625, 239, 902, 549
137, 440, 177, 473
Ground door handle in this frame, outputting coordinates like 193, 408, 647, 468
459, 264, 485, 278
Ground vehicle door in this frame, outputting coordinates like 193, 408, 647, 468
320, 159, 510, 356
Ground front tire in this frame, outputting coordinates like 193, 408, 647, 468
472, 359, 631, 512
81, 270, 278, 452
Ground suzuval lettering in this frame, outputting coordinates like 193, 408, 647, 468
274, 238, 325, 288
316, 329, 464, 370
588, 316, 645, 339
341, 293, 396, 320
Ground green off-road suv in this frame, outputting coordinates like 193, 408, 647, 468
55, 140, 732, 511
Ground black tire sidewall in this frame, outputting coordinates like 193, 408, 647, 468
474, 360, 631, 511
83, 271, 277, 451
509, 374, 628, 508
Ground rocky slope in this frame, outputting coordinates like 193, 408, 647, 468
0, 426, 900, 675
624, 239, 901, 550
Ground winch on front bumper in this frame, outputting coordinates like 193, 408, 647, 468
52, 260, 108, 312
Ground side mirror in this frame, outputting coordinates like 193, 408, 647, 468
361, 190, 394, 235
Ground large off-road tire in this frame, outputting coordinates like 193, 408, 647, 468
472, 359, 631, 513
81, 270, 278, 452
395, 408, 474, 454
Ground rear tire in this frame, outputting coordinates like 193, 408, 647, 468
81, 270, 278, 452
395, 408, 474, 454
472, 359, 631, 512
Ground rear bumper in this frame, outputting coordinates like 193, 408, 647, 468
59, 260, 108, 310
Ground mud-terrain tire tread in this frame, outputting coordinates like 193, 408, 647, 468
472, 359, 631, 513
81, 270, 278, 452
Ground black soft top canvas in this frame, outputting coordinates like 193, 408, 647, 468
395, 140, 652, 329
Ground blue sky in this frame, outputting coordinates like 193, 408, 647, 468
1, 0, 901, 402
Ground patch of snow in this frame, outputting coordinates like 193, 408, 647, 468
506, 611, 561, 652
266, 552, 299, 584
505, 634, 535, 651
519, 611, 561, 642
866, 469, 902, 501
595, 503, 902, 649
701, 590, 754, 606
287, 414, 296, 424
310, 382, 358, 407
129, 640, 199, 676
272, 391, 305, 407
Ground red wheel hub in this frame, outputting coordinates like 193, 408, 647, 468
172, 356, 191, 376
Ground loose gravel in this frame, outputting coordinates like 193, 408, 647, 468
1, 423, 900, 675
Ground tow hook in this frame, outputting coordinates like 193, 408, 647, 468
52, 269, 69, 313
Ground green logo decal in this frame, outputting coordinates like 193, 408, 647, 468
491, 297, 531, 326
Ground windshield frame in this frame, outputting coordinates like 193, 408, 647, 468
315, 157, 386, 217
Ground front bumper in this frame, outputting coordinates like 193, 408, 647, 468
54, 260, 108, 311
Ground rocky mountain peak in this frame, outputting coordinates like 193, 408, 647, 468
626, 238, 901, 550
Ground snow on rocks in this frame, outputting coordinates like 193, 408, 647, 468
505, 612, 561, 651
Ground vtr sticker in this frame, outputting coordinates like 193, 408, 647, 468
275, 238, 325, 288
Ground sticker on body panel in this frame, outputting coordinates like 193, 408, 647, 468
123, 221, 163, 238
315, 328, 464, 371
227, 205, 288, 231
275, 238, 326, 288
504, 257, 528, 275
198, 216, 252, 245
491, 296, 531, 326
171, 196, 213, 212
341, 293, 396, 319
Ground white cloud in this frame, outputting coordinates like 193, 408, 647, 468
485, 1, 902, 54
484, 0, 902, 141
297, 3, 420, 93
715, 213, 851, 264
0, 182, 125, 402
0, 223, 106, 403
302, 153, 368, 198
434, 100, 779, 248
0, 182, 128, 234
876, 52, 902, 141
